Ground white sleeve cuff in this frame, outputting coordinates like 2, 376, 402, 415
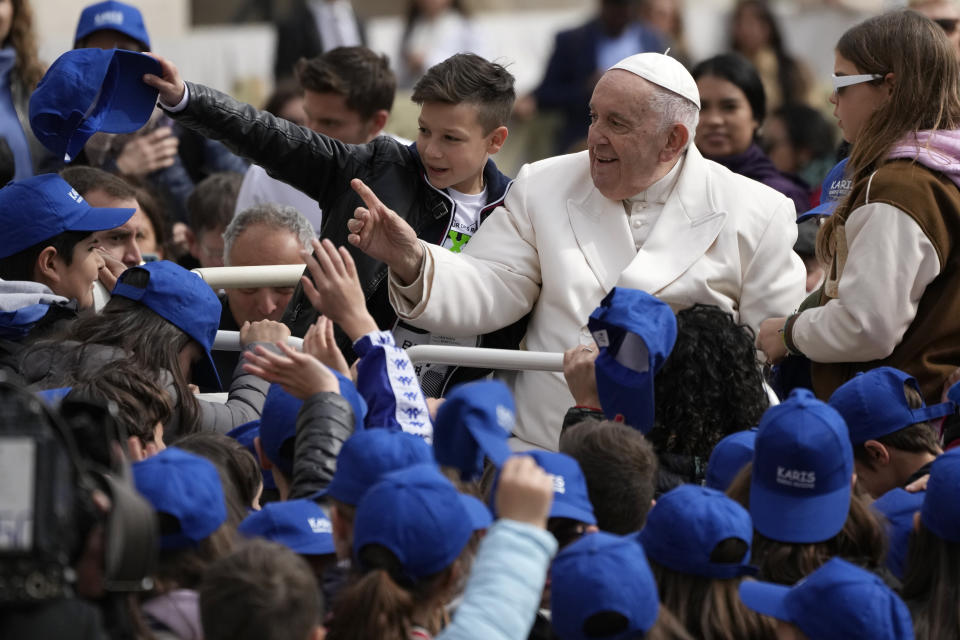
159, 84, 190, 112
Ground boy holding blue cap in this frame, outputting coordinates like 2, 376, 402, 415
0, 174, 133, 341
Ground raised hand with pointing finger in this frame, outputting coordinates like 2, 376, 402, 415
346, 178, 424, 285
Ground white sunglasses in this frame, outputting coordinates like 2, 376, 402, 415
831, 73, 883, 92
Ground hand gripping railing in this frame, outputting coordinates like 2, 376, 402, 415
193, 265, 305, 288
212, 330, 564, 372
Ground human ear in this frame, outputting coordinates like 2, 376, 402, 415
367, 109, 389, 139
864, 440, 890, 466
33, 245, 61, 287
659, 124, 688, 162
254, 435, 273, 471
486, 125, 509, 154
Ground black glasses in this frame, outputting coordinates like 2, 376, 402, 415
934, 18, 959, 35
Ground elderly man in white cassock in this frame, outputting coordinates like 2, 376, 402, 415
345, 53, 807, 451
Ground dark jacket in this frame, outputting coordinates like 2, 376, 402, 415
712, 143, 810, 215
273, 0, 366, 80
288, 391, 356, 500
19, 340, 273, 437
168, 82, 528, 393
533, 18, 667, 154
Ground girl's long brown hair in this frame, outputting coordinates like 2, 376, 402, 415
818, 10, 960, 265
9, 0, 44, 91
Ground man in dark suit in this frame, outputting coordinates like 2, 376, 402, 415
274, 0, 365, 81
531, 0, 667, 154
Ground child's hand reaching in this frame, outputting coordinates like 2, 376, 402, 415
142, 53, 187, 107
303, 315, 351, 379
495, 455, 555, 530
242, 341, 340, 400
300, 238, 378, 341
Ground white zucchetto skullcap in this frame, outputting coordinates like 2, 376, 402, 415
609, 53, 701, 109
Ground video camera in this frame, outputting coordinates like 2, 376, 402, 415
0, 374, 157, 605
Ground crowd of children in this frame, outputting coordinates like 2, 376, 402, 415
4, 1, 960, 640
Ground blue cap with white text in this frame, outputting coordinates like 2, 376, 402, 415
433, 380, 515, 480
588, 287, 677, 433
74, 1, 151, 50
797, 158, 850, 223
238, 498, 335, 556
750, 389, 853, 543
0, 174, 134, 259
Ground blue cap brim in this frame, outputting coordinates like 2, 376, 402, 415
750, 479, 850, 543
796, 200, 839, 223
460, 494, 493, 531
468, 422, 513, 467
70, 205, 136, 233
739, 580, 791, 621
549, 500, 598, 526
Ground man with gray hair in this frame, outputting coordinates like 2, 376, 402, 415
212, 203, 316, 383
345, 53, 806, 450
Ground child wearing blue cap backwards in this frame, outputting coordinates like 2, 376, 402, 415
20, 260, 289, 436
0, 174, 133, 339
133, 447, 236, 640
550, 532, 693, 640
740, 557, 913, 640
328, 457, 558, 640
901, 448, 960, 639
638, 485, 774, 639
828, 367, 950, 500
742, 389, 888, 586
200, 539, 325, 640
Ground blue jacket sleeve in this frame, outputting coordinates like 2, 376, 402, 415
353, 330, 433, 441
437, 520, 558, 640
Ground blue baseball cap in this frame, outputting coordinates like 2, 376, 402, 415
750, 389, 853, 543
132, 447, 227, 550
490, 451, 596, 525
829, 367, 954, 445
74, 1, 151, 50
921, 448, 960, 543
111, 260, 222, 390
705, 428, 757, 491
326, 428, 434, 506
551, 532, 659, 640
588, 287, 677, 433
739, 557, 914, 640
872, 488, 923, 580
639, 485, 756, 579
433, 380, 515, 480
226, 420, 277, 491
797, 158, 851, 223
257, 385, 301, 478
460, 494, 493, 531
353, 463, 473, 581
0, 174, 134, 259
333, 369, 368, 433
29, 48, 160, 162
238, 499, 335, 556
948, 379, 960, 406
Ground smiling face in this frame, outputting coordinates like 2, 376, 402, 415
587, 71, 673, 201
416, 101, 506, 194
830, 52, 889, 144
695, 74, 759, 158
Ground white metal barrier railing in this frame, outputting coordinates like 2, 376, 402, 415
214, 330, 563, 372
193, 265, 305, 288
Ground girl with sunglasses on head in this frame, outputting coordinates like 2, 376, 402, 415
757, 10, 960, 406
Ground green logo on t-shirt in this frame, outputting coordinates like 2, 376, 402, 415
447, 229, 472, 253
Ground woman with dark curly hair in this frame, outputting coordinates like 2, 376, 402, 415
562, 303, 768, 494
648, 304, 769, 493
0, 0, 46, 178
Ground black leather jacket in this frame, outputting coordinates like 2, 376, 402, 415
168, 82, 528, 394
288, 391, 356, 500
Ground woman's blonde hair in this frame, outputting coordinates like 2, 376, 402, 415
818, 10, 960, 264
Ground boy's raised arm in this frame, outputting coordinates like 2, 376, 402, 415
143, 55, 368, 209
